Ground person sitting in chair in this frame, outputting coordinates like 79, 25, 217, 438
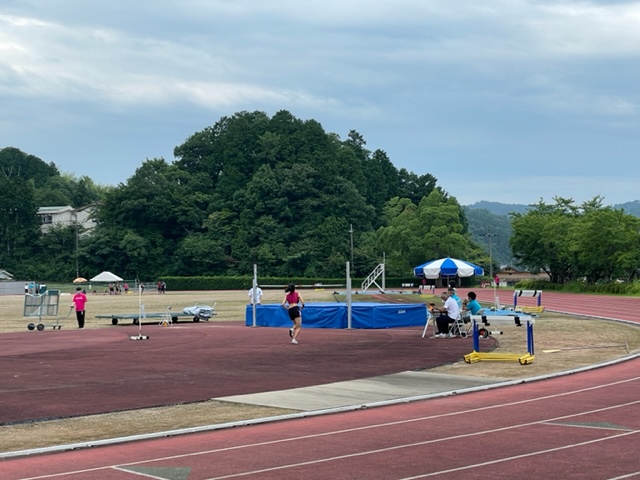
434, 290, 460, 338
462, 291, 483, 320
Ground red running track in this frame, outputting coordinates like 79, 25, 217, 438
468, 288, 640, 323
1, 291, 639, 479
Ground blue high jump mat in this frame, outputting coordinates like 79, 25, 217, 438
245, 302, 427, 329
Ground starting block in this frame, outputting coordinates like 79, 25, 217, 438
464, 316, 535, 365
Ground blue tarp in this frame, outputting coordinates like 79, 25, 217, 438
245, 302, 427, 329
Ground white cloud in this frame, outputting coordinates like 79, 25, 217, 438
1, 1, 639, 204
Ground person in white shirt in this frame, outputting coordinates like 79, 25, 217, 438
434, 290, 460, 337
248, 285, 263, 305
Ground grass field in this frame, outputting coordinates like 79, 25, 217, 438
1, 287, 639, 453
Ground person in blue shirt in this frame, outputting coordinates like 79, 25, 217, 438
448, 287, 461, 309
462, 291, 483, 318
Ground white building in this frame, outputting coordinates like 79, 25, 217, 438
37, 205, 96, 234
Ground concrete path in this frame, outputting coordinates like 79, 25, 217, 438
217, 371, 506, 411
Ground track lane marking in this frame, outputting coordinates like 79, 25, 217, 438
15, 398, 639, 480
201, 405, 640, 480
396, 430, 640, 479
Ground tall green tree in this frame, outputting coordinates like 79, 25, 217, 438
511, 196, 640, 284
0, 174, 40, 270
377, 189, 482, 276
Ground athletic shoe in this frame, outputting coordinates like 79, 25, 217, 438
289, 328, 293, 338
291, 339, 298, 345
435, 333, 446, 338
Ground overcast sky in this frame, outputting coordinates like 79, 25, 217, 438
2, 0, 639, 206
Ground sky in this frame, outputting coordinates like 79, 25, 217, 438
1, 0, 639, 206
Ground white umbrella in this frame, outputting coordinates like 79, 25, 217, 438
413, 257, 484, 279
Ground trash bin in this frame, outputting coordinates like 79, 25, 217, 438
39, 284, 47, 294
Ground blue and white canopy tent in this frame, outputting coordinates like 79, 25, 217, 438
413, 257, 484, 279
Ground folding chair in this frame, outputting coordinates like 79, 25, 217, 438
421, 309, 435, 338
448, 312, 470, 338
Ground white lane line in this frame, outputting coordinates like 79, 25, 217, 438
396, 431, 640, 479
199, 406, 640, 480
16, 378, 640, 480
608, 471, 640, 479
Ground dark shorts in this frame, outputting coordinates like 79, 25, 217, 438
288, 306, 301, 321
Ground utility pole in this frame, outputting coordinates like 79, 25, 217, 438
482, 231, 497, 279
74, 212, 80, 278
349, 224, 354, 276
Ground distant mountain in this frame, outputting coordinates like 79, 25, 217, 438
463, 206, 515, 267
464, 200, 640, 269
466, 200, 640, 218
465, 201, 529, 217
613, 200, 640, 217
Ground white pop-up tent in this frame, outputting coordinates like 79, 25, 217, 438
90, 271, 123, 282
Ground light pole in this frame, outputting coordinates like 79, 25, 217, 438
483, 231, 497, 280
73, 212, 79, 278
349, 224, 354, 275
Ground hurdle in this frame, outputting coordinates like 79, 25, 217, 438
513, 289, 542, 308
464, 314, 535, 365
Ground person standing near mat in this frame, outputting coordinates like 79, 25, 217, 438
282, 284, 304, 344
248, 285, 263, 305
72, 286, 88, 329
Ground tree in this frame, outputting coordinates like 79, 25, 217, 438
568, 207, 640, 283
376, 190, 481, 276
0, 147, 59, 183
0, 174, 39, 270
511, 196, 640, 284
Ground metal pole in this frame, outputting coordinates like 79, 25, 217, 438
252, 264, 257, 327
483, 231, 497, 281
74, 214, 79, 278
382, 252, 386, 292
349, 224, 354, 276
346, 262, 352, 329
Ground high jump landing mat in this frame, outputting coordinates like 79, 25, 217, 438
246, 302, 427, 329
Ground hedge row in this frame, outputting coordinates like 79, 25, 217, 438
158, 276, 460, 291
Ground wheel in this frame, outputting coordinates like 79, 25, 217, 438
36, 323, 45, 331
172, 316, 178, 324
133, 318, 139, 325
27, 323, 35, 331
112, 318, 119, 325
193, 316, 200, 322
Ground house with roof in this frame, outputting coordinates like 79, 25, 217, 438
37, 204, 96, 234
0, 269, 13, 280
497, 265, 550, 286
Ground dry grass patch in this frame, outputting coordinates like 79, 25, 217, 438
0, 288, 338, 333
429, 313, 640, 379
1, 289, 638, 454
0, 401, 296, 453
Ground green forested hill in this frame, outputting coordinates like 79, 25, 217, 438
6, 111, 637, 283
1, 111, 484, 281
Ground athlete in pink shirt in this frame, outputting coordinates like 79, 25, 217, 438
281, 284, 305, 344
72, 287, 88, 329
